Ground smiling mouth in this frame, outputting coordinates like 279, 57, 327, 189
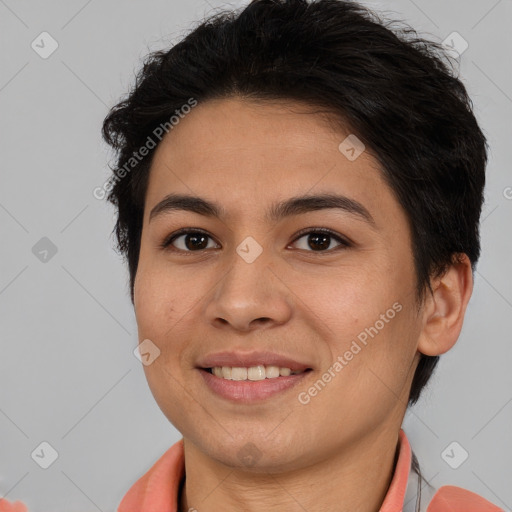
203, 365, 313, 381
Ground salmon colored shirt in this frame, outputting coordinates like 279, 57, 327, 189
0, 429, 503, 512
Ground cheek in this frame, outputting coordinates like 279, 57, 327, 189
134, 261, 196, 337
134, 269, 169, 337
133, 261, 213, 378
339, 302, 419, 409
134, 265, 201, 428
294, 262, 394, 336
297, 265, 418, 393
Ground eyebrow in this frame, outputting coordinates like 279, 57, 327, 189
149, 192, 376, 226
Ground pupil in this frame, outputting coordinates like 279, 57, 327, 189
186, 233, 208, 250
309, 233, 330, 251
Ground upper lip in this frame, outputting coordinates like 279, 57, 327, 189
197, 351, 312, 372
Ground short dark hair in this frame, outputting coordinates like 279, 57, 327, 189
101, 0, 487, 405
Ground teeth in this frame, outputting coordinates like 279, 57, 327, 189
266, 365, 280, 378
209, 365, 304, 380
247, 365, 266, 381
231, 367, 247, 381
212, 367, 224, 378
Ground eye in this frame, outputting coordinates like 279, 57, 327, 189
290, 228, 351, 252
161, 227, 351, 254
161, 229, 219, 252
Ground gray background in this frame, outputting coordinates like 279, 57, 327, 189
0, 0, 511, 510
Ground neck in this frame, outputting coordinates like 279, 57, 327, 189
178, 427, 401, 512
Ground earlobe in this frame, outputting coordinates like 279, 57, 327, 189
417, 254, 474, 357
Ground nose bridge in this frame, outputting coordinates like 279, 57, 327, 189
206, 241, 291, 330
219, 242, 273, 304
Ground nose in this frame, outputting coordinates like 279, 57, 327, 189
204, 249, 293, 332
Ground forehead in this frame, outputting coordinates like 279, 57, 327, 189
144, 97, 403, 229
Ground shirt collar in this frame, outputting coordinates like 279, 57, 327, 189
379, 429, 413, 511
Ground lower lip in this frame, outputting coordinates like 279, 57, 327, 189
198, 369, 311, 403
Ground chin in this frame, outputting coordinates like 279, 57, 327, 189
199, 431, 306, 472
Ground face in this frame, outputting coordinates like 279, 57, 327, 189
133, 97, 423, 472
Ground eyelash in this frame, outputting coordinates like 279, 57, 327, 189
160, 227, 351, 254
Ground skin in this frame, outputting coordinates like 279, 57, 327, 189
133, 97, 473, 512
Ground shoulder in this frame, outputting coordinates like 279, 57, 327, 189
116, 438, 185, 512
0, 499, 28, 512
426, 485, 504, 512
401, 435, 504, 512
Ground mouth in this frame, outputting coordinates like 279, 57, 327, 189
197, 365, 313, 403
196, 351, 314, 402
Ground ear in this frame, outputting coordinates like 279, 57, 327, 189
417, 254, 473, 356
